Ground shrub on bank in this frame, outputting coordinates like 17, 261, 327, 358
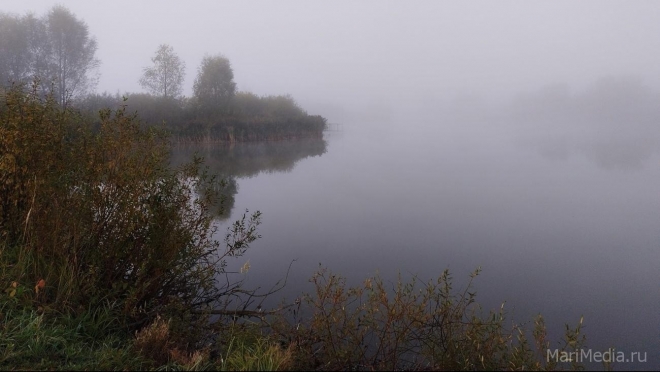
267, 267, 587, 371
0, 83, 260, 349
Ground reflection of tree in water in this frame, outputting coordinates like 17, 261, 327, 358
206, 177, 237, 220
170, 138, 327, 219
509, 76, 660, 170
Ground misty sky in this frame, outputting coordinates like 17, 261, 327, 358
2, 1, 660, 116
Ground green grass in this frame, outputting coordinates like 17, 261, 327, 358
0, 300, 148, 370
214, 324, 292, 371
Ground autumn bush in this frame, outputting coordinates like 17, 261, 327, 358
265, 267, 588, 371
0, 83, 259, 346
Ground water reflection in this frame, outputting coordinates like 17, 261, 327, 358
170, 138, 327, 219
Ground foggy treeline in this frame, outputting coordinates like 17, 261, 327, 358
78, 90, 327, 142
428, 75, 660, 171
505, 76, 660, 170
0, 5, 326, 142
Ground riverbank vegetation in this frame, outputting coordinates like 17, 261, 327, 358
0, 84, 594, 370
78, 90, 327, 143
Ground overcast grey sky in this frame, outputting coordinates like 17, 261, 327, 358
2, 1, 660, 116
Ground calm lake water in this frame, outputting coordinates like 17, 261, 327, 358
174, 116, 660, 370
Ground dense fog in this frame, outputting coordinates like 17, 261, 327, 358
3, 1, 660, 120
3, 2, 660, 369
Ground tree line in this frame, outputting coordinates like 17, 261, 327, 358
0, 5, 326, 142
